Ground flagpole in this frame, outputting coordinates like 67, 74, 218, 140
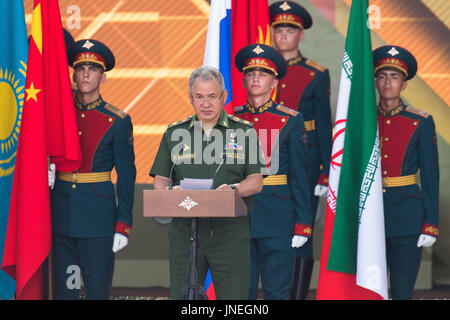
316, 0, 388, 300
47, 253, 53, 300
46, 157, 53, 300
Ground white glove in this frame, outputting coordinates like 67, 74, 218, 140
291, 235, 308, 248
417, 234, 436, 248
112, 233, 128, 252
314, 184, 328, 197
48, 163, 56, 189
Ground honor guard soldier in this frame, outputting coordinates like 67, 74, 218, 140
49, 39, 136, 299
269, 1, 333, 299
373, 45, 439, 300
234, 44, 313, 300
150, 66, 264, 299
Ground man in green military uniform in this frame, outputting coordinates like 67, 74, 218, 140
150, 66, 265, 300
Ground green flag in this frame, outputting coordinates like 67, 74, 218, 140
317, 0, 388, 300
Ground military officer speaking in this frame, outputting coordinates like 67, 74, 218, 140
234, 44, 313, 300
150, 66, 265, 299
49, 39, 136, 299
373, 45, 439, 299
269, 1, 333, 300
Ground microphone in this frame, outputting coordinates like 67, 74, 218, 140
169, 146, 184, 190
211, 154, 227, 190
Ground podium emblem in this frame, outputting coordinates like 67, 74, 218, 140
178, 196, 198, 211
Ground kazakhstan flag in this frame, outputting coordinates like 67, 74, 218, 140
0, 0, 28, 300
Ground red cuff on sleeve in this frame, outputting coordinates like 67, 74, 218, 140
115, 222, 131, 237
422, 224, 439, 237
294, 224, 312, 237
317, 174, 329, 186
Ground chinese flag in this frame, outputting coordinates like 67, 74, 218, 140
231, 0, 271, 108
1, 0, 82, 300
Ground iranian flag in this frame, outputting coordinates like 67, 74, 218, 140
316, 0, 388, 300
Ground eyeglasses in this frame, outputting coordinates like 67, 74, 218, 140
191, 90, 224, 104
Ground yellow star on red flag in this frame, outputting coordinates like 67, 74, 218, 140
25, 82, 41, 102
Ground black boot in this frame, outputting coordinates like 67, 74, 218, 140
289, 258, 314, 300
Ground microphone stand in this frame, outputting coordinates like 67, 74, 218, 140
169, 146, 206, 299
181, 217, 206, 300
181, 154, 226, 300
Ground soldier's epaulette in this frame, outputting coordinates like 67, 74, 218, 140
167, 115, 194, 128
276, 105, 299, 117
405, 106, 430, 119
228, 116, 254, 127
305, 59, 326, 72
104, 104, 127, 119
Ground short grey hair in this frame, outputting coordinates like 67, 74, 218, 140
189, 65, 225, 93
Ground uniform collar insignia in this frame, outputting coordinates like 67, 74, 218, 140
189, 109, 229, 129
188, 115, 197, 129
287, 54, 303, 65
377, 101, 405, 117
246, 99, 274, 114
219, 109, 230, 128
75, 96, 104, 110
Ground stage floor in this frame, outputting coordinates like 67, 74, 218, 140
106, 287, 450, 300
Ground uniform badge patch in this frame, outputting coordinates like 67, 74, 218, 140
224, 132, 243, 150
224, 143, 243, 151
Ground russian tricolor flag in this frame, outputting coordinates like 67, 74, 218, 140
204, 0, 233, 115
202, 0, 271, 300
204, 0, 271, 115
202, 0, 231, 299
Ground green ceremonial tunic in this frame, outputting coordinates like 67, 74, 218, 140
149, 109, 265, 300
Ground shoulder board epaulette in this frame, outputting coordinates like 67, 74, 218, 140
228, 116, 254, 127
405, 106, 430, 119
104, 104, 127, 119
168, 115, 194, 128
305, 59, 326, 72
234, 106, 244, 112
276, 105, 299, 117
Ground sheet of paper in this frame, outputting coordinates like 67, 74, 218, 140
180, 178, 213, 190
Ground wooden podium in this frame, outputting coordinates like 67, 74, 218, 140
143, 189, 247, 218
143, 189, 247, 300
